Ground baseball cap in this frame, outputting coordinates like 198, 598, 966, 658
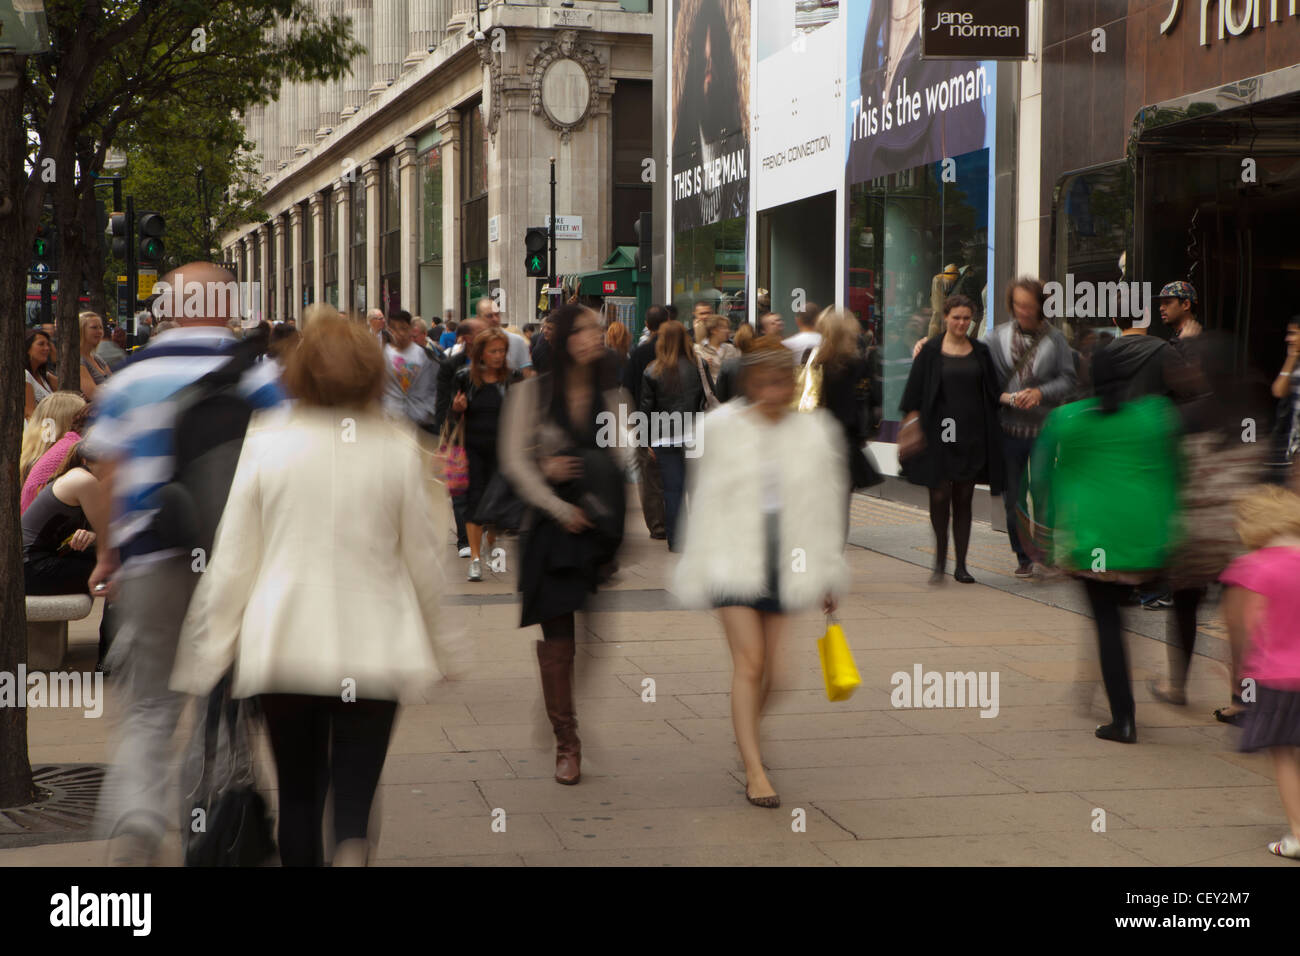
1157, 281, 1198, 305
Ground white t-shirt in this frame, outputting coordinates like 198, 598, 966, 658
505, 332, 531, 372
783, 330, 822, 359
382, 343, 427, 418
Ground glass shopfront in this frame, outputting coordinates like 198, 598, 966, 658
848, 149, 990, 430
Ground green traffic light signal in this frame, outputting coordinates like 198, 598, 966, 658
525, 226, 549, 278
34, 238, 50, 257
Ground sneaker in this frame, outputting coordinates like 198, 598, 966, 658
458, 546, 471, 558
467, 558, 482, 582
1014, 561, 1034, 578
1141, 595, 1174, 610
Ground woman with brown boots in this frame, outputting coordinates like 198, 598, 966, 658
500, 304, 628, 784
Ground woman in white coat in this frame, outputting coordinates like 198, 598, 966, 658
172, 312, 462, 867
674, 337, 850, 808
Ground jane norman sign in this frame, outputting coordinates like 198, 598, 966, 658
921, 1, 1028, 59
1160, 0, 1300, 47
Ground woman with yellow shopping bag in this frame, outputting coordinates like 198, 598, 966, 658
673, 337, 850, 809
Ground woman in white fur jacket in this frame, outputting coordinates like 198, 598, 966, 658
673, 337, 850, 808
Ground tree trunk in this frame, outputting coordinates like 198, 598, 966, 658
54, 145, 83, 392
81, 174, 108, 319
0, 71, 36, 810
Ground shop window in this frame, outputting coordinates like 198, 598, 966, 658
672, 216, 747, 324
350, 175, 367, 310
847, 147, 991, 429
1051, 161, 1134, 341
612, 80, 652, 247
301, 200, 314, 308
322, 187, 338, 307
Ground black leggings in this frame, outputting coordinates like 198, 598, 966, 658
541, 613, 575, 642
1082, 579, 1136, 724
928, 480, 975, 570
1167, 587, 1207, 689
258, 693, 398, 867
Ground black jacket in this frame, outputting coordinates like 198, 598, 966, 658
1101, 333, 1206, 409
640, 357, 704, 419
433, 348, 469, 433
898, 337, 1005, 494
623, 336, 657, 406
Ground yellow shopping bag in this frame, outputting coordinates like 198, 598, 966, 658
817, 619, 861, 702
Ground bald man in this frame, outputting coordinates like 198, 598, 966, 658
475, 296, 533, 376
86, 261, 285, 865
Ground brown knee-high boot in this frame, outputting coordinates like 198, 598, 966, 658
536, 639, 581, 784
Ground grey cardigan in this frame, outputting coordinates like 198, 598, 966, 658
499, 374, 630, 527
986, 319, 1078, 437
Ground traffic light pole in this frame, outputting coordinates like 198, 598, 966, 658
125, 194, 137, 336
549, 157, 557, 303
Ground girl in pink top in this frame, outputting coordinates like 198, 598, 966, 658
20, 430, 82, 513
1221, 485, 1300, 860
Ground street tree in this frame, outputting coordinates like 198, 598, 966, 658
0, 0, 361, 810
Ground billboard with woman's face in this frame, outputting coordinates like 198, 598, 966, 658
671, 0, 751, 231
847, 0, 990, 185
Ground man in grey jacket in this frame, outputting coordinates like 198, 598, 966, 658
987, 277, 1078, 577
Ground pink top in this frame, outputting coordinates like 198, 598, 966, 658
20, 431, 81, 514
1220, 546, 1300, 690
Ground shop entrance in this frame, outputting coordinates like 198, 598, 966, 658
1136, 89, 1300, 378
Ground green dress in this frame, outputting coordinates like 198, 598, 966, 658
1030, 395, 1183, 575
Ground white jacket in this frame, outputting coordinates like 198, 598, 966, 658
672, 401, 850, 611
172, 406, 462, 702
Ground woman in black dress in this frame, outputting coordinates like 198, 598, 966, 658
451, 329, 521, 582
898, 295, 1004, 584
499, 305, 628, 785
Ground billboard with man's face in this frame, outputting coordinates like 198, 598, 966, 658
671, 0, 751, 231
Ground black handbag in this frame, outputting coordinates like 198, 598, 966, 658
472, 472, 528, 533
180, 676, 277, 867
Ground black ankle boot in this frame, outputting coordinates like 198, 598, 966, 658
1095, 717, 1137, 744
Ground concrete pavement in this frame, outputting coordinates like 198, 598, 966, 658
1, 493, 1290, 866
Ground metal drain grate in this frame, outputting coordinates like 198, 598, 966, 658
0, 764, 105, 849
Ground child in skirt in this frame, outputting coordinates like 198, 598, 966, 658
1220, 484, 1300, 859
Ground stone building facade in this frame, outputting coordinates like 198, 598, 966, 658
222, 0, 653, 325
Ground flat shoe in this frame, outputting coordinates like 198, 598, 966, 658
1147, 679, 1187, 707
1213, 708, 1245, 725
746, 790, 780, 809
1095, 719, 1137, 744
1268, 835, 1300, 859
954, 567, 975, 584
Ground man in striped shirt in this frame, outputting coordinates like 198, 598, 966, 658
87, 262, 283, 864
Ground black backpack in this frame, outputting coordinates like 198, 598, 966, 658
153, 338, 266, 556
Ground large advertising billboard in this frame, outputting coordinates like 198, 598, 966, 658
846, 1, 990, 185
671, 0, 751, 231
844, 1, 998, 431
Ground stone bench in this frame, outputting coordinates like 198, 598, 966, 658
26, 594, 94, 671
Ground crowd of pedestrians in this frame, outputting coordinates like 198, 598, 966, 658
14, 264, 1300, 865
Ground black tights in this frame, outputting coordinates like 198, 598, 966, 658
1167, 587, 1207, 691
928, 480, 975, 572
1082, 579, 1135, 724
541, 613, 575, 642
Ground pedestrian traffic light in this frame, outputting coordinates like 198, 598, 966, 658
110, 211, 131, 260
634, 211, 651, 275
525, 226, 548, 278
32, 225, 56, 277
137, 211, 165, 264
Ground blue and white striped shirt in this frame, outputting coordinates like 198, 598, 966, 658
85, 326, 284, 559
